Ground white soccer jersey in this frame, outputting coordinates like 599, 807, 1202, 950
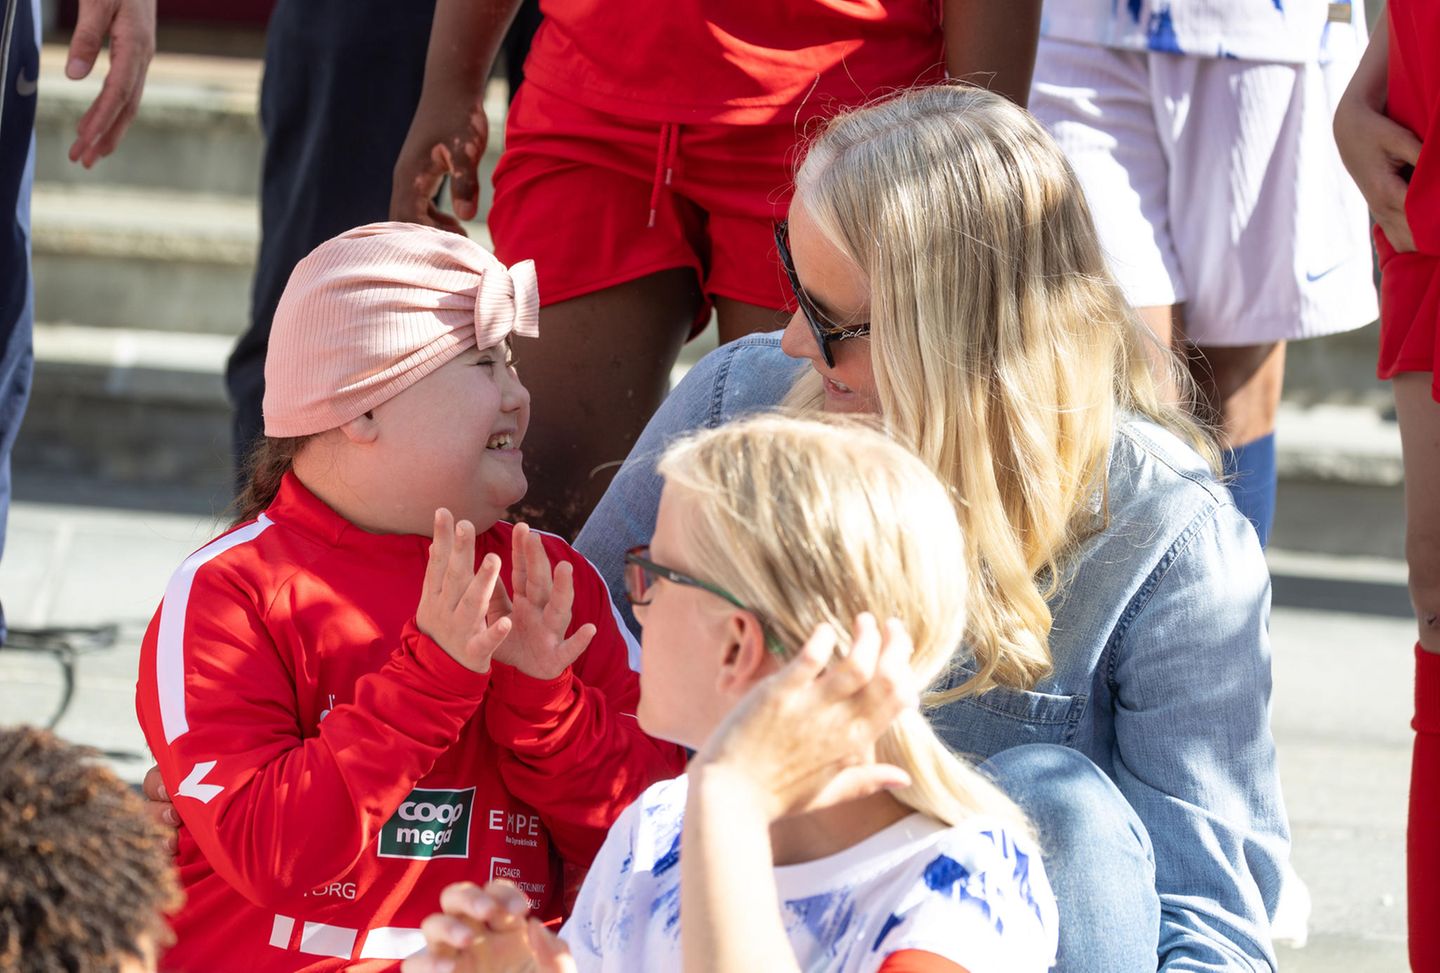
560, 777, 1059, 973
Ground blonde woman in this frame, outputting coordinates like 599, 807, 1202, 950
576, 84, 1288, 970
403, 414, 1059, 973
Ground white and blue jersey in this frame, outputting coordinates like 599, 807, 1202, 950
560, 776, 1058, 973
1040, 0, 1360, 63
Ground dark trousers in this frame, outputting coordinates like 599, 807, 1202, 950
225, 0, 438, 481
0, 0, 38, 642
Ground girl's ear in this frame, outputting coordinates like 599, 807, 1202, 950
715, 611, 775, 698
338, 410, 379, 444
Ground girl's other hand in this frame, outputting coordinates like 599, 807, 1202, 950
401, 880, 577, 973
1334, 72, 1421, 253
142, 764, 180, 852
489, 524, 596, 681
418, 508, 514, 673
691, 614, 919, 822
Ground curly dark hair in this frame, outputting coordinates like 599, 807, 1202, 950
0, 727, 181, 972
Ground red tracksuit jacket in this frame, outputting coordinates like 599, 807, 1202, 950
135, 474, 684, 971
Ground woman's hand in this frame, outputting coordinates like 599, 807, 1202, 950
489, 524, 596, 681
401, 880, 576, 973
417, 509, 514, 673
690, 614, 919, 822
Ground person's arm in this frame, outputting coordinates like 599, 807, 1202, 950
65, 0, 156, 166
485, 535, 688, 866
134, 516, 510, 909
1334, 7, 1421, 253
1110, 505, 1289, 970
574, 336, 803, 636
942, 0, 1042, 108
390, 0, 524, 231
682, 619, 917, 973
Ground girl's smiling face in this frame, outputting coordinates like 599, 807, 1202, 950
368, 341, 531, 532
777, 200, 879, 415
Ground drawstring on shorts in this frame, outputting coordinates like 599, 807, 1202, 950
648, 122, 681, 228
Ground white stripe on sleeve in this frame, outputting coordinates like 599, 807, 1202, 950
157, 515, 273, 744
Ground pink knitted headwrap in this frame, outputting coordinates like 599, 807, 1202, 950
262, 221, 540, 437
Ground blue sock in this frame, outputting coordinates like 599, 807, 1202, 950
1222, 433, 1277, 548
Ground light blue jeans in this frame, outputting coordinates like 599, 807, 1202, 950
982, 744, 1160, 972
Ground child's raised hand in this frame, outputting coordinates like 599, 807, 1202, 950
490, 523, 596, 681
690, 614, 919, 822
417, 509, 514, 674
400, 880, 577, 973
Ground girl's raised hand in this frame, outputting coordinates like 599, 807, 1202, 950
417, 509, 514, 674
490, 524, 596, 680
400, 880, 577, 973
691, 614, 919, 822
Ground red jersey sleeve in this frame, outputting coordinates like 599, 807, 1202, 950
135, 553, 491, 911
876, 949, 970, 973
485, 536, 686, 866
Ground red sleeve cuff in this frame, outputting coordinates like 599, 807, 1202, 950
488, 660, 577, 711
401, 619, 493, 700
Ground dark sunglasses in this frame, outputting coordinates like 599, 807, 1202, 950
774, 218, 871, 368
624, 545, 787, 656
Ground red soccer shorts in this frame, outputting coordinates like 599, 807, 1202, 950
1376, 226, 1440, 402
488, 81, 804, 331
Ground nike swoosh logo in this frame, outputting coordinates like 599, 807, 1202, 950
1306, 261, 1347, 283
15, 70, 36, 98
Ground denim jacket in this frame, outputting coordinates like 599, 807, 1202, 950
575, 334, 1289, 971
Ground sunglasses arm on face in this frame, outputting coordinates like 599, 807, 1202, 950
774, 219, 871, 368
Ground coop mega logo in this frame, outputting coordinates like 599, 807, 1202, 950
377, 787, 475, 860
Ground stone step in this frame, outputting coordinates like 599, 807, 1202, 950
34, 45, 508, 200
34, 45, 264, 198
32, 184, 257, 335
20, 323, 233, 489
30, 182, 498, 335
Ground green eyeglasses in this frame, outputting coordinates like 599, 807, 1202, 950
623, 545, 787, 656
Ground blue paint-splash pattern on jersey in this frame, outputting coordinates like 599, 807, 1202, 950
870, 828, 1045, 954
1145, 7, 1182, 52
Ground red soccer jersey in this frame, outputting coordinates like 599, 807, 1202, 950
135, 474, 684, 972
520, 0, 945, 125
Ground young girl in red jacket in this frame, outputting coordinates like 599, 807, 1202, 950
1334, 4, 1440, 969
133, 221, 685, 972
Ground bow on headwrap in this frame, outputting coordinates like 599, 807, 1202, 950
262, 222, 542, 438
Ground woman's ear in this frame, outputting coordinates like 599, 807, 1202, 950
715, 611, 776, 698
338, 410, 379, 445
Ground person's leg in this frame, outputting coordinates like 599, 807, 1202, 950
226, 0, 437, 485
1394, 372, 1440, 969
513, 269, 700, 538
713, 298, 787, 344
1190, 341, 1286, 547
0, 0, 39, 644
980, 744, 1159, 973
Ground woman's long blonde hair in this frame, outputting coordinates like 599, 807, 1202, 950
658, 413, 1031, 836
784, 84, 1214, 698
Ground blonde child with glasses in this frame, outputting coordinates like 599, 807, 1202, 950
403, 414, 1058, 973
